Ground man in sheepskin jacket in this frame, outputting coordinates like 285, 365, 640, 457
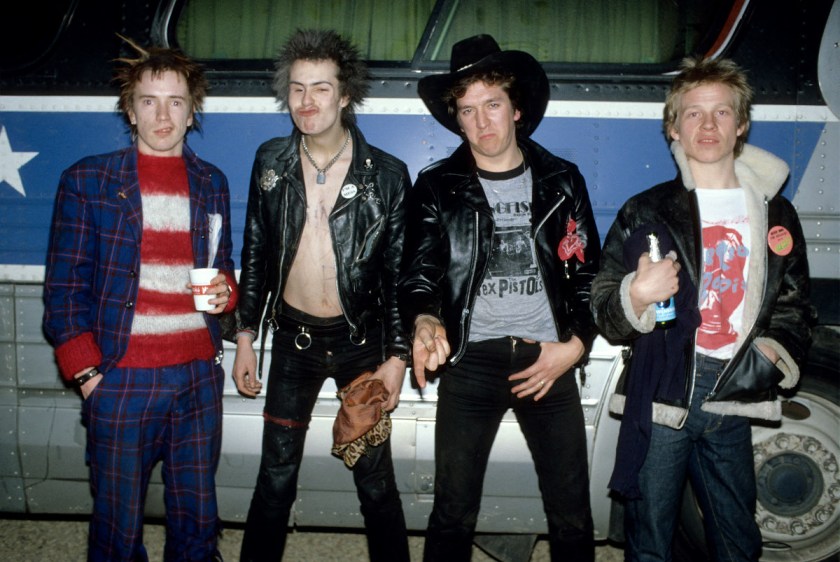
590, 57, 814, 562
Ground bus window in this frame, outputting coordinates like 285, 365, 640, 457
170, 0, 744, 71
174, 0, 436, 63
0, 0, 79, 73
419, 0, 741, 66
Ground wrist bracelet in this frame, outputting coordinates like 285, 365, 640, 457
235, 330, 257, 343
74, 368, 100, 387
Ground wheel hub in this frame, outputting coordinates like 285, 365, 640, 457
756, 451, 823, 517
753, 432, 840, 540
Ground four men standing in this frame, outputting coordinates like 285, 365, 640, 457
42, 27, 812, 562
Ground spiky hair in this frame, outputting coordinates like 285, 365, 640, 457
272, 29, 370, 128
113, 35, 208, 135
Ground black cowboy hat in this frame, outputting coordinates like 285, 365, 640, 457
418, 34, 549, 138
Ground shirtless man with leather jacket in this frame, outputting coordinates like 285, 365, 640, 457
232, 29, 411, 562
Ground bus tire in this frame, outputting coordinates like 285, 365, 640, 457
675, 341, 840, 562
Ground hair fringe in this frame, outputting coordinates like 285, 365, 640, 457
663, 57, 753, 156
112, 34, 208, 136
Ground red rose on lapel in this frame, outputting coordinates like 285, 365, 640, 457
558, 218, 585, 262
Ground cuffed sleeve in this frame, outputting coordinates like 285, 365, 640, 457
55, 332, 103, 381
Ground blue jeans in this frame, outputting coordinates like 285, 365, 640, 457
424, 337, 594, 562
625, 354, 762, 562
240, 306, 409, 562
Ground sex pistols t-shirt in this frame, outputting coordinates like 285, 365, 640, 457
695, 187, 751, 360
468, 163, 557, 344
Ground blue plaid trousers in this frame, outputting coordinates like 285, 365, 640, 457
82, 358, 224, 561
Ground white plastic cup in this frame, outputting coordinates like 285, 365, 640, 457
189, 267, 219, 311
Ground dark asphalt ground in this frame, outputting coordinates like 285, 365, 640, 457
0, 516, 625, 561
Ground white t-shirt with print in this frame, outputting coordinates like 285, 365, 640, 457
695, 187, 751, 360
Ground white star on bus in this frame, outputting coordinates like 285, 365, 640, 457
0, 126, 38, 196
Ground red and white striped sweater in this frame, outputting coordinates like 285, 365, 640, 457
117, 152, 214, 367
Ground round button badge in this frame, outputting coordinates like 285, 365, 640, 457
341, 184, 358, 199
767, 225, 793, 256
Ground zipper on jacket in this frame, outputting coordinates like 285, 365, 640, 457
532, 193, 565, 236
265, 175, 294, 331
330, 171, 376, 339
255, 178, 294, 380
680, 350, 695, 429
335, 275, 359, 337
267, 197, 289, 326
532, 193, 566, 335
331, 211, 357, 335
451, 211, 487, 364
685, 190, 703, 412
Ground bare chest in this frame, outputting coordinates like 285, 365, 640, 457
281, 157, 352, 315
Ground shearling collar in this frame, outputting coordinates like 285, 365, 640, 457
670, 141, 789, 199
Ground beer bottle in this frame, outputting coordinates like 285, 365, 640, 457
647, 232, 676, 329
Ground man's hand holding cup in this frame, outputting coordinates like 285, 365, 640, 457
188, 268, 230, 314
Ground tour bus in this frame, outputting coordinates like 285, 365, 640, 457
1, 0, 837, 560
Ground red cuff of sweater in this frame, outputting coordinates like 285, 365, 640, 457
222, 270, 239, 313
55, 332, 103, 381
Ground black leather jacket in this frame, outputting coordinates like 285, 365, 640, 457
592, 143, 814, 420
399, 138, 601, 364
236, 125, 410, 360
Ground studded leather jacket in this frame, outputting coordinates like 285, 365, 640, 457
236, 125, 410, 360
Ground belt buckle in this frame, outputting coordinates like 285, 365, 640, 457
294, 326, 312, 350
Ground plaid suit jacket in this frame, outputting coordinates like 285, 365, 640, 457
43, 144, 235, 379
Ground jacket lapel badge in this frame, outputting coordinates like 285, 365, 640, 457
260, 169, 279, 191
558, 218, 585, 262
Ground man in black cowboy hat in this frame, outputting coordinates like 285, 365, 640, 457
399, 34, 598, 561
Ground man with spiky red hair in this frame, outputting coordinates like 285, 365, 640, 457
43, 40, 236, 561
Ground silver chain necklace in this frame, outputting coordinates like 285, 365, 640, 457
300, 131, 351, 184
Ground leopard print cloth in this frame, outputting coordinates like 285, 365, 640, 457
332, 410, 392, 468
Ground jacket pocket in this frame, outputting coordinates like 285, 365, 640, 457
351, 270, 382, 296
709, 341, 785, 403
353, 216, 384, 264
